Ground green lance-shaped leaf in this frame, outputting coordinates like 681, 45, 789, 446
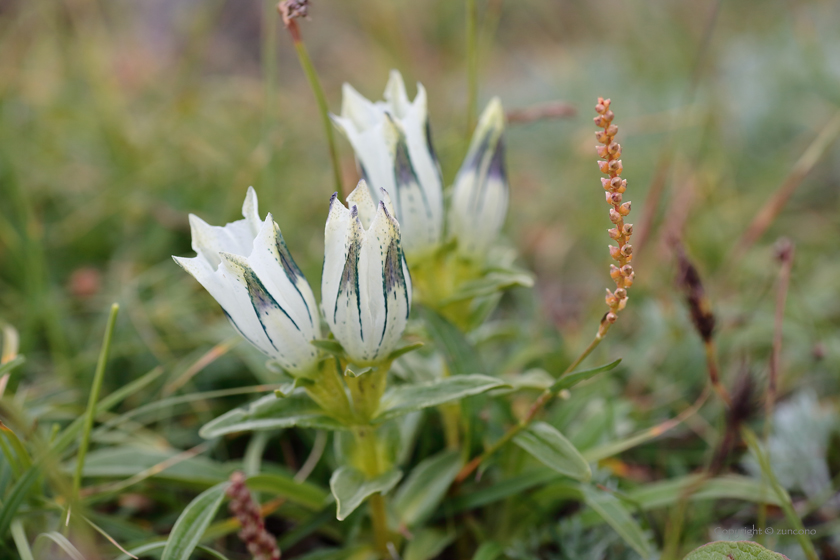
200, 391, 345, 438
161, 482, 229, 560
549, 359, 622, 393
403, 529, 456, 560
329, 466, 402, 521
375, 375, 508, 421
682, 541, 790, 560
440, 268, 534, 304
393, 450, 462, 527
246, 473, 329, 511
34, 532, 87, 560
513, 422, 591, 481
580, 484, 652, 559
68, 445, 228, 486
472, 542, 506, 560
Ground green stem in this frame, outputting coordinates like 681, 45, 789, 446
455, 327, 605, 482
261, 0, 278, 189
465, 0, 479, 134
743, 428, 819, 560
73, 303, 119, 497
354, 426, 390, 557
287, 20, 343, 195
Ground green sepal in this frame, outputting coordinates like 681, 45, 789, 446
311, 339, 346, 358
344, 364, 373, 378
385, 341, 425, 361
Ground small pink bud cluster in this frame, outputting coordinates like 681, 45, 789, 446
227, 472, 281, 560
595, 98, 634, 331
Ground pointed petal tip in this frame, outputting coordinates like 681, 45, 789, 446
483, 97, 506, 126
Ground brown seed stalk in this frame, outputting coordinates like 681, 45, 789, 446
595, 98, 634, 337
227, 471, 281, 560
674, 243, 732, 406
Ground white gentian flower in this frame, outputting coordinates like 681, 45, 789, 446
321, 181, 412, 365
332, 70, 443, 258
173, 188, 321, 376
449, 98, 509, 258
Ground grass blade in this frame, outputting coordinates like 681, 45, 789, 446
161, 481, 229, 560
72, 303, 119, 497
11, 520, 34, 560
34, 532, 87, 560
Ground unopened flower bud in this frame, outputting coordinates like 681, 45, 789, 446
609, 245, 621, 260
617, 297, 628, 310
608, 160, 623, 174
605, 312, 618, 324
596, 130, 610, 143
621, 244, 633, 257
618, 201, 631, 215
622, 223, 633, 236
608, 228, 621, 240
605, 289, 617, 306
604, 110, 614, 122
594, 115, 607, 128
608, 142, 621, 155
606, 124, 618, 136
616, 179, 627, 193
609, 177, 623, 190
596, 145, 609, 158
598, 161, 610, 174
610, 264, 621, 281
605, 192, 614, 204
610, 192, 623, 205
620, 264, 634, 277
609, 208, 622, 223
624, 276, 634, 287
615, 288, 627, 299
601, 177, 611, 190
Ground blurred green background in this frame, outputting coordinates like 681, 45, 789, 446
2, 0, 838, 394
1, 0, 840, 553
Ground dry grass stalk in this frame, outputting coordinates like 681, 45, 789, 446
733, 111, 840, 259
506, 101, 577, 124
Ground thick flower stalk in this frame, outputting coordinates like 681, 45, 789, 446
595, 97, 634, 336
332, 71, 443, 258
173, 188, 321, 376
227, 471, 281, 560
449, 98, 509, 259
322, 181, 412, 366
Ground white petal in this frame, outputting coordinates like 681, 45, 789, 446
340, 83, 382, 132
325, 203, 369, 362
174, 254, 275, 358
248, 214, 320, 340
321, 193, 353, 331
241, 186, 262, 237
332, 114, 397, 206
382, 70, 411, 118
388, 118, 439, 257
188, 213, 254, 270
346, 180, 378, 229
361, 202, 411, 361
219, 252, 319, 374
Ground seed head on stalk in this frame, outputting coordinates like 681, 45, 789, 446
594, 98, 634, 337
